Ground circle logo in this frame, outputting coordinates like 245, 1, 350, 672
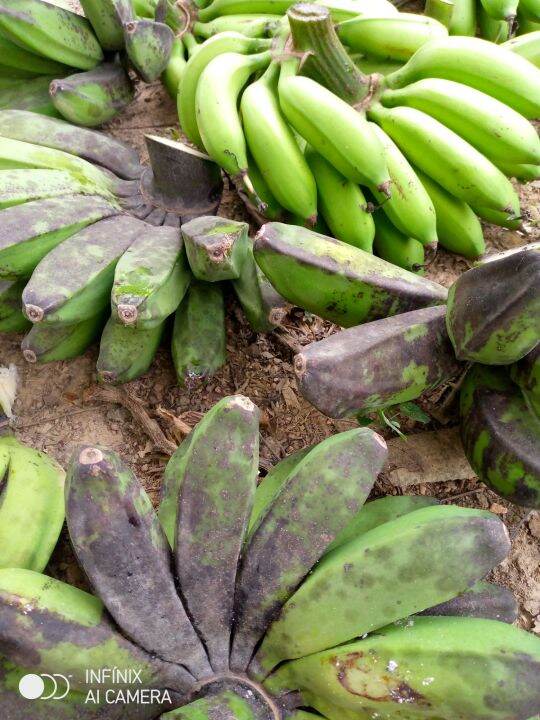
19, 674, 45, 700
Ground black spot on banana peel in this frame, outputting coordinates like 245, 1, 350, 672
420, 580, 518, 624
460, 364, 540, 508
253, 222, 447, 327
295, 305, 461, 418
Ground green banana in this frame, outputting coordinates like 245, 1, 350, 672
420, 579, 518, 623
0, 33, 68, 77
448, 0, 477, 34
381, 78, 540, 167
478, 2, 511, 41
50, 63, 134, 127
178, 32, 272, 149
162, 37, 187, 98
182, 216, 249, 281
196, 51, 272, 189
0, 75, 59, 116
279, 74, 391, 194
294, 305, 460, 418
256, 504, 510, 673
472, 200, 523, 230
384, 36, 540, 119
0, 0, 103, 70
253, 222, 448, 327
0, 168, 96, 208
124, 18, 175, 83
415, 167, 486, 258
112, 224, 190, 328
0, 278, 30, 331
369, 103, 518, 213
305, 147, 374, 252
22, 215, 143, 325
351, 54, 403, 75
21, 313, 106, 363
520, 0, 540, 20
171, 281, 226, 384
0, 436, 65, 572
479, 0, 519, 21
97, 315, 165, 384
0, 195, 119, 279
497, 161, 540, 180
511, 344, 540, 419
460, 364, 540, 508
232, 427, 388, 672
198, 0, 399, 22
242, 62, 318, 223
503, 30, 540, 66
337, 14, 448, 61
244, 152, 286, 220
193, 14, 284, 38
446, 244, 540, 364
372, 211, 425, 272
79, 0, 125, 50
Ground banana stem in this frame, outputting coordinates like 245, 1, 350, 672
425, 0, 454, 27
286, 2, 371, 104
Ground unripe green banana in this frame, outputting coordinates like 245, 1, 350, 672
279, 74, 391, 194
198, 0, 398, 22
49, 63, 134, 127
0, 436, 65, 572
21, 313, 106, 363
351, 54, 403, 75
178, 32, 272, 149
479, 0, 518, 21
520, 0, 540, 20
369, 104, 519, 213
242, 62, 318, 223
193, 14, 284, 38
244, 152, 286, 220
384, 35, 540, 119
79, 0, 125, 50
471, 196, 522, 229
503, 30, 540, 66
499, 162, 540, 181
97, 315, 165, 384
448, 0, 477, 34
337, 14, 448, 61
0, 168, 94, 209
162, 37, 187, 98
369, 121, 438, 247
478, 2, 511, 41
305, 146, 374, 252
0, 75, 60, 116
0, 0, 103, 70
372, 212, 425, 272
414, 167, 485, 258
0, 278, 30, 331
124, 18, 175, 83
0, 34, 68, 77
195, 50, 272, 189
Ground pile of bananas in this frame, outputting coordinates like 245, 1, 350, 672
437, 0, 540, 45
1, 395, 539, 719
170, 1, 540, 270
0, 0, 182, 125
255, 223, 540, 507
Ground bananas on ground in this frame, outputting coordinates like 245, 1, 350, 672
1, 400, 539, 718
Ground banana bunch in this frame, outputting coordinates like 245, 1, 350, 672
262, 226, 539, 507
172, 2, 540, 270
0, 397, 539, 719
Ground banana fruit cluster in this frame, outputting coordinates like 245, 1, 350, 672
1, 396, 538, 719
169, 1, 540, 270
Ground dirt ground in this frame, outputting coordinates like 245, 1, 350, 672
0, 80, 539, 632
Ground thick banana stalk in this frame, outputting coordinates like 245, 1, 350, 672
0, 34, 68, 77
49, 64, 134, 127
384, 36, 540, 119
21, 314, 106, 363
182, 216, 249, 281
124, 18, 175, 82
503, 30, 540, 66
0, 278, 30, 331
97, 315, 165, 384
0, 436, 65, 572
0, 0, 103, 70
372, 211, 425, 272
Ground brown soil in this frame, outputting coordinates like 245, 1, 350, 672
0, 80, 538, 632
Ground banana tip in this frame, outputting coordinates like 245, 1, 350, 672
294, 353, 307, 377
22, 349, 37, 364
117, 304, 138, 325
24, 305, 44, 323
98, 370, 117, 384
79, 447, 104, 466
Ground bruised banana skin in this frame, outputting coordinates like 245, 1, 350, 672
294, 305, 461, 418
383, 36, 540, 119
511, 344, 540, 420
182, 215, 249, 281
0, 76, 60, 117
0, 436, 65, 572
124, 19, 175, 83
372, 211, 425, 273
267, 616, 540, 720
0, 278, 30, 332
446, 244, 540, 364
0, 0, 103, 70
253, 222, 447, 327
460, 364, 540, 509
21, 313, 106, 364
420, 580, 518, 624
97, 316, 165, 384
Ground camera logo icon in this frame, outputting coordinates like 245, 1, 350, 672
19, 673, 71, 701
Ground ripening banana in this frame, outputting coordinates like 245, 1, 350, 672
195, 51, 272, 191
178, 32, 272, 148
448, 0, 477, 34
503, 31, 540, 67
368, 104, 519, 213
478, 0, 519, 21
383, 36, 540, 119
368, 122, 438, 247
279, 70, 391, 195
241, 62, 318, 223
381, 78, 540, 167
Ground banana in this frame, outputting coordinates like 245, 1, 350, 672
373, 211, 425, 272
124, 18, 175, 83
478, 2, 511, 41
279, 74, 391, 194
511, 344, 540, 420
112, 223, 190, 328
0, 109, 143, 180
231, 427, 387, 672
182, 216, 249, 281
479, 0, 518, 20
369, 121, 438, 247
381, 78, 540, 167
420, 579, 519, 623
0, 0, 103, 70
196, 50, 271, 191
198, 0, 399, 22
351, 54, 403, 75
384, 36, 540, 119
369, 104, 519, 213
472, 202, 523, 229
304, 147, 374, 252
337, 14, 448, 61
448, 0, 477, 34
0, 195, 119, 279
193, 14, 284, 38
21, 313, 106, 363
0, 436, 65, 572
79, 0, 125, 50
0, 168, 96, 209
0, 75, 59, 116
0, 278, 30, 331
242, 62, 318, 223
503, 30, 540, 66
0, 33, 69, 77
414, 167, 486, 258
178, 32, 272, 149
22, 215, 144, 325
517, 5, 540, 28
49, 63, 134, 127
162, 37, 187, 98
97, 315, 165, 384
520, 0, 540, 21
243, 152, 286, 220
